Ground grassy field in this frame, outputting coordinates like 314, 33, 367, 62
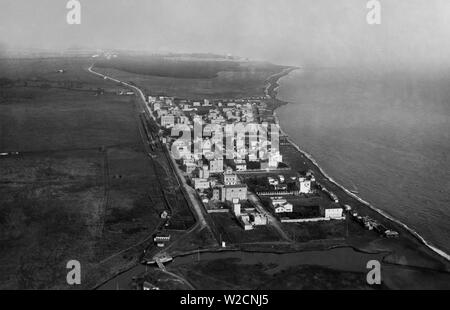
0, 89, 137, 151
93, 56, 286, 100
0, 57, 170, 289
94, 55, 242, 79
169, 258, 383, 290
282, 220, 346, 242
0, 57, 115, 89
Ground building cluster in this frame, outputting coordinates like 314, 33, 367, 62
194, 166, 269, 230
267, 195, 344, 223
350, 211, 399, 238
148, 95, 284, 173
232, 198, 269, 230
262, 171, 344, 222
269, 197, 294, 213
191, 160, 270, 231
258, 171, 315, 196
151, 96, 273, 230
153, 233, 171, 247
149, 95, 289, 230
148, 94, 346, 232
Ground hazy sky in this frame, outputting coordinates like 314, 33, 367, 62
1, 0, 450, 67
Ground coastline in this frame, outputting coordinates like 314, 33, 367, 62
92, 61, 450, 290
268, 67, 450, 264
264, 67, 299, 99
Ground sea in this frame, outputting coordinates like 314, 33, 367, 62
276, 66, 450, 257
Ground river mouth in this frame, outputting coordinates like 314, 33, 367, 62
98, 247, 386, 290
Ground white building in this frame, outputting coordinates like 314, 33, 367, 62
248, 153, 259, 162
184, 162, 197, 174
274, 203, 293, 213
202, 139, 212, 155
198, 165, 210, 179
239, 214, 253, 230
324, 206, 344, 219
233, 203, 241, 216
193, 178, 210, 190
299, 177, 312, 194
270, 197, 293, 213
250, 213, 268, 225
164, 97, 173, 105
161, 115, 175, 128
235, 160, 247, 171
268, 151, 283, 168
209, 158, 224, 173
271, 197, 286, 206
213, 184, 247, 202
178, 116, 190, 124
268, 177, 278, 186
157, 109, 168, 118
153, 102, 161, 111
223, 170, 238, 186
173, 143, 191, 160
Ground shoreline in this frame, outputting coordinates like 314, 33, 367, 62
285, 135, 450, 262
269, 68, 450, 263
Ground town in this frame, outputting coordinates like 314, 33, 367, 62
143, 92, 398, 250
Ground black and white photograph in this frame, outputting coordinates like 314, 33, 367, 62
0, 0, 449, 295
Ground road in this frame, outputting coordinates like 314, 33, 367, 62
87, 64, 209, 239
165, 145, 207, 227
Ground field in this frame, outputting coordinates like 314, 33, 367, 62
94, 54, 242, 79
0, 56, 193, 289
282, 220, 346, 242
169, 257, 383, 290
93, 54, 287, 99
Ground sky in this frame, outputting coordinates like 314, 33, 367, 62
1, 0, 450, 67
